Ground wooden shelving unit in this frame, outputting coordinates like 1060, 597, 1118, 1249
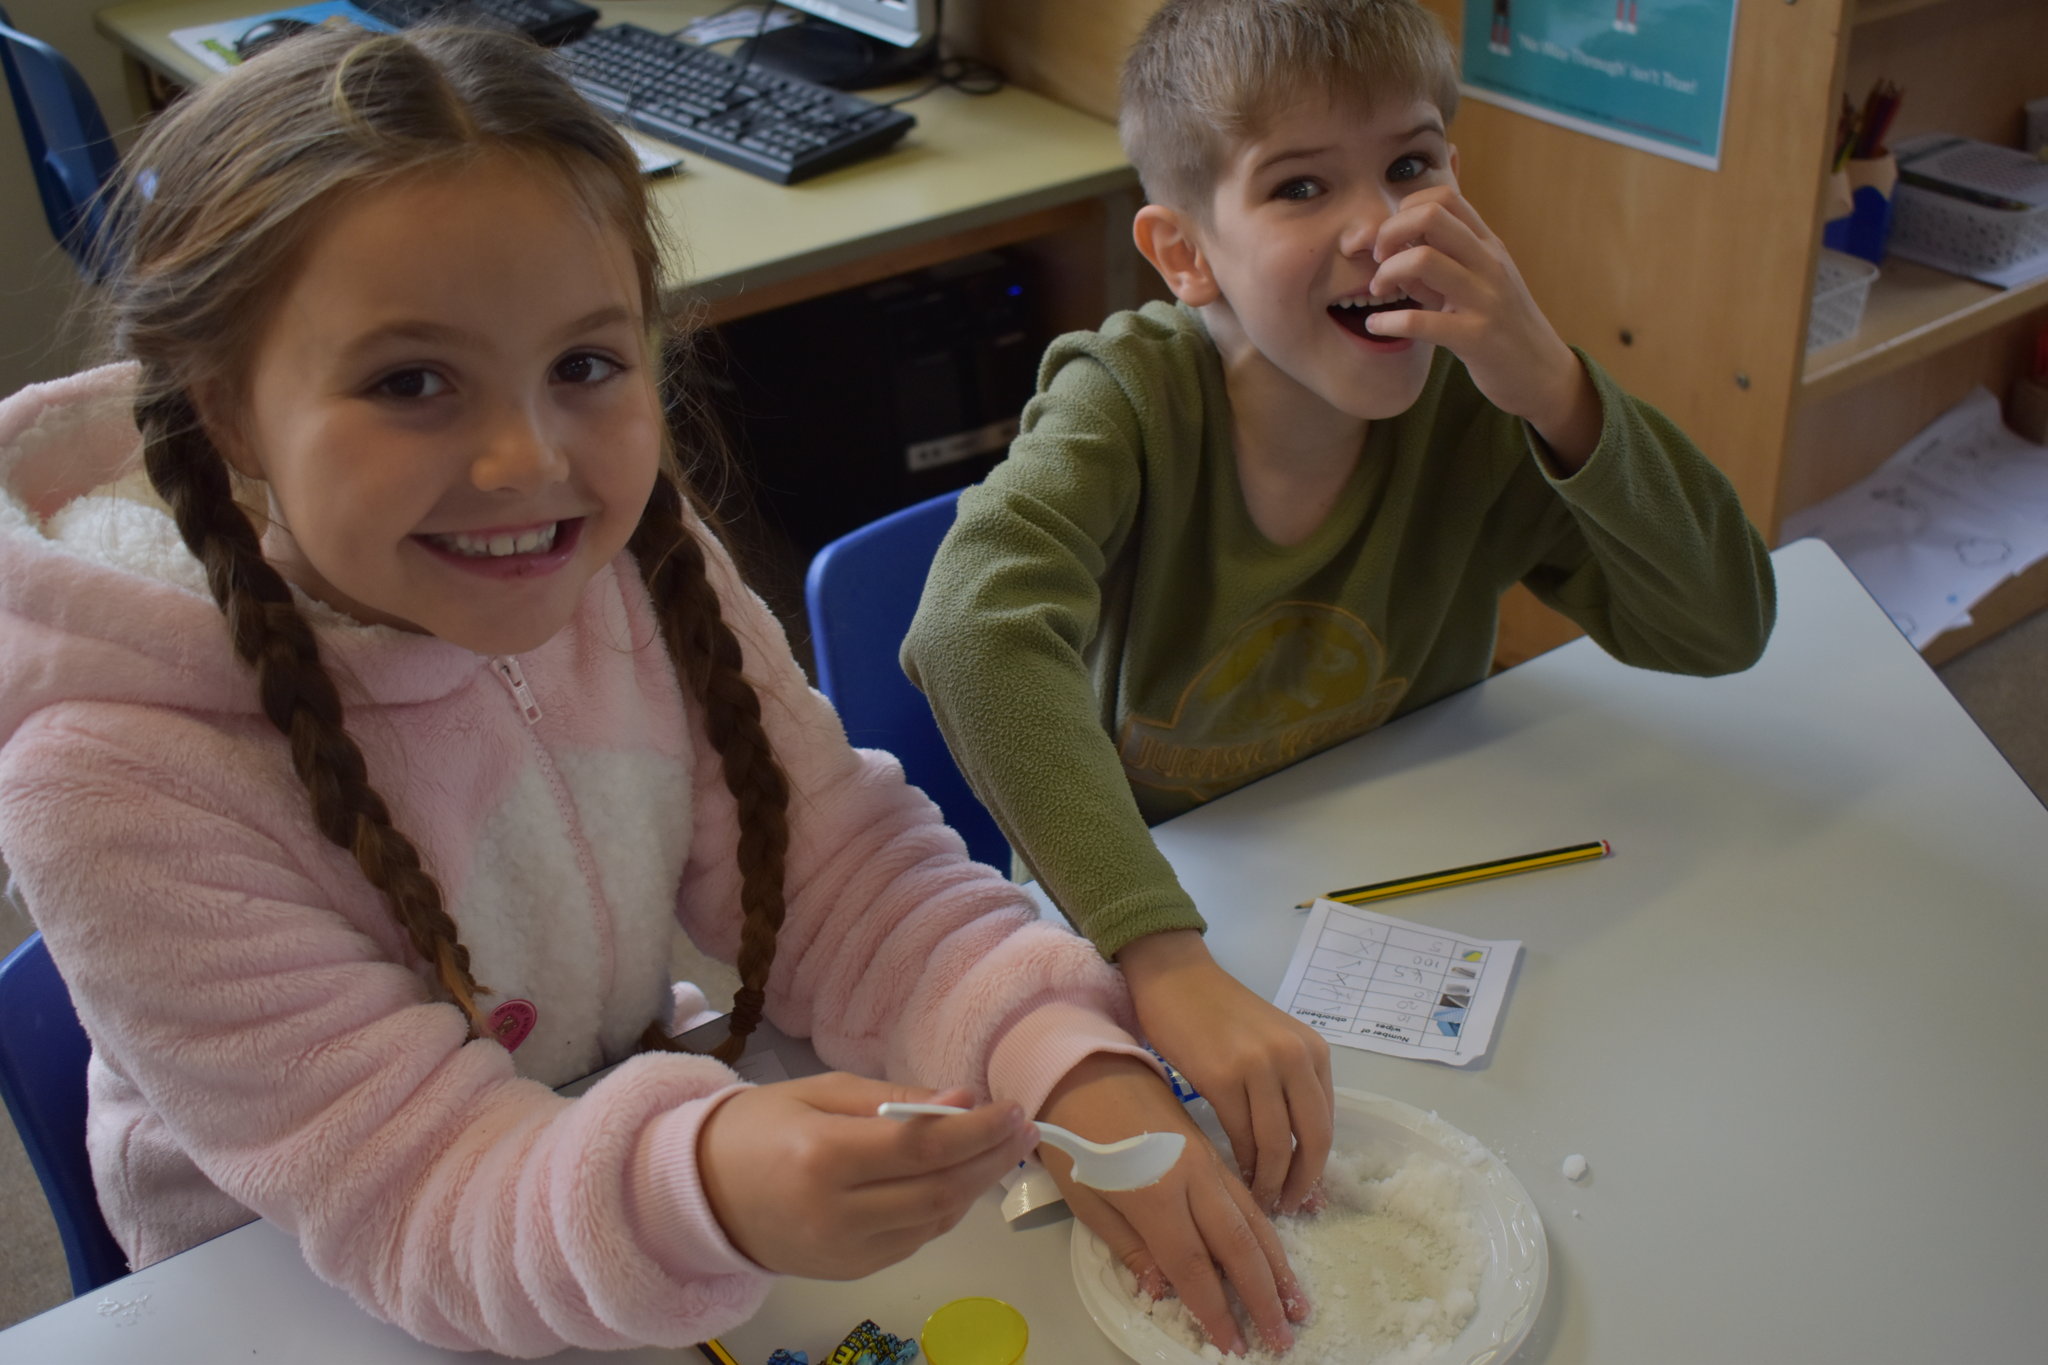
1786, 0, 2048, 661
1852, 0, 1959, 26
1802, 262, 2048, 402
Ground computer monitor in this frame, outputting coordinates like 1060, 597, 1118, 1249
736, 0, 939, 90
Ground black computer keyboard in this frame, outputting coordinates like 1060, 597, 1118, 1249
553, 24, 916, 185
356, 0, 598, 48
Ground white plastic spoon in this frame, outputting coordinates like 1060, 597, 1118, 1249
877, 1101, 1187, 1192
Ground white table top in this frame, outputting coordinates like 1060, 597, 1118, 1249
6, 538, 2047, 1364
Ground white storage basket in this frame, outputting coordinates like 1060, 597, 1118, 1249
1891, 184, 2048, 274
1890, 138, 2048, 275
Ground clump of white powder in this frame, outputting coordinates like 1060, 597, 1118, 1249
1561, 1154, 1589, 1183
1125, 1148, 1485, 1364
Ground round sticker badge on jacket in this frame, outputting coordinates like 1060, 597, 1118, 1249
487, 999, 538, 1051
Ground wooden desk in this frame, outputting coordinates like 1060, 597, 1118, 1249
92, 1, 1142, 327
6, 540, 2047, 1363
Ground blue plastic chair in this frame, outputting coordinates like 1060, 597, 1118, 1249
0, 4, 120, 278
805, 490, 1011, 871
0, 932, 129, 1294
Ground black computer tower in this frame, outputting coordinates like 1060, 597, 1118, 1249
710, 250, 1044, 556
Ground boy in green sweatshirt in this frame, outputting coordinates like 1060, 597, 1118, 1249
904, 0, 1774, 1243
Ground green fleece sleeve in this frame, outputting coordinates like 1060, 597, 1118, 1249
903, 353, 1207, 960
1518, 352, 1777, 674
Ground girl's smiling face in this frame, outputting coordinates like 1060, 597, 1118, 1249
207, 155, 662, 657
1177, 93, 1459, 424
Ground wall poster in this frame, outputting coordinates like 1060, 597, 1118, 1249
1459, 0, 1740, 170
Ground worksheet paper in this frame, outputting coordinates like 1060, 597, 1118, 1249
1273, 900, 1520, 1066
1780, 388, 2048, 647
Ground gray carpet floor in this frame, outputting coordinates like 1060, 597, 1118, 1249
3, 612, 2045, 1332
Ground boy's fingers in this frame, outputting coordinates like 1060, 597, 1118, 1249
1209, 1085, 1260, 1188
1392, 183, 1493, 241
1371, 246, 1480, 316
1433, 185, 1495, 238
1375, 196, 1488, 270
1246, 1070, 1294, 1211
1281, 1071, 1334, 1214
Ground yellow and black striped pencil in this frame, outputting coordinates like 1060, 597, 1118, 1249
1296, 840, 1612, 909
696, 1340, 742, 1365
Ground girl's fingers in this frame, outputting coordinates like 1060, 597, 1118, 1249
845, 1102, 1034, 1185
1064, 1182, 1166, 1296
1183, 1181, 1293, 1354
1215, 1176, 1309, 1333
1060, 1144, 1305, 1353
1143, 1194, 1253, 1355
842, 1132, 1033, 1235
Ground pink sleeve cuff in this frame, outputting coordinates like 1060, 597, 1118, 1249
984, 999, 1161, 1118
625, 1084, 772, 1282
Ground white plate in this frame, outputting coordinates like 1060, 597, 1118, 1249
1070, 1088, 1546, 1364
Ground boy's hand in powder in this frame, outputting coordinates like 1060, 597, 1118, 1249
1038, 1052, 1312, 1356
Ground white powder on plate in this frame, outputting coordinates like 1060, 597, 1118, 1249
1124, 1148, 1485, 1364
1561, 1153, 1589, 1182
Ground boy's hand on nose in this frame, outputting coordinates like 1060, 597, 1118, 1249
1363, 186, 1602, 468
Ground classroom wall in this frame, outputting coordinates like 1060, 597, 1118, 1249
0, 2, 135, 397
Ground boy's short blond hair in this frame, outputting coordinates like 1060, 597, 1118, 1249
1120, 0, 1461, 213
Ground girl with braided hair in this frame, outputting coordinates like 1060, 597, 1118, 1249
0, 22, 1307, 1359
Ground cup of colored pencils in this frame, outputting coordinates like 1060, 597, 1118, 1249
1823, 78, 1904, 265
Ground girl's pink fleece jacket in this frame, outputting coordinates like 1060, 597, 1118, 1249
0, 365, 1150, 1355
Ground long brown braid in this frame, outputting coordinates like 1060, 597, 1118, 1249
137, 386, 494, 1038
631, 465, 792, 1065
107, 24, 793, 1060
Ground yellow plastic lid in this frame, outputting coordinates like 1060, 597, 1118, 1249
920, 1297, 1029, 1365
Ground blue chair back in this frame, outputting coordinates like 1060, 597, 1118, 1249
805, 490, 1010, 871
0, 932, 129, 1294
0, 4, 119, 277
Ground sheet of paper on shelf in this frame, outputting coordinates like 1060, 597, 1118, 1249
1271, 900, 1520, 1066
1781, 388, 2048, 646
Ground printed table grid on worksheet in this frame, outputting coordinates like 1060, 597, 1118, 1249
1273, 900, 1521, 1066
1302, 919, 1478, 1048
